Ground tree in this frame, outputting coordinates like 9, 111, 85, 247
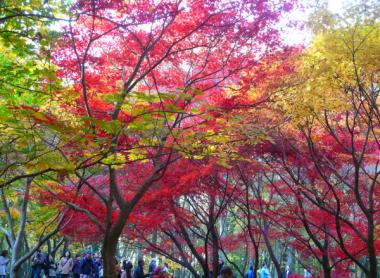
49, 0, 296, 277
0, 1, 93, 274
262, 7, 380, 276
131, 159, 241, 278
0, 179, 66, 278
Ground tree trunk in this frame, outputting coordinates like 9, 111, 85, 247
210, 218, 219, 278
201, 262, 210, 278
10, 265, 21, 278
101, 159, 168, 277
209, 196, 219, 278
262, 224, 282, 278
102, 233, 118, 278
367, 217, 377, 278
211, 229, 219, 278
102, 201, 132, 278
321, 255, 331, 278
254, 243, 260, 277
10, 177, 31, 278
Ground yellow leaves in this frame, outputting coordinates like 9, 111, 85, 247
0, 184, 59, 240
310, 23, 380, 86
25, 153, 76, 173
101, 153, 127, 166
275, 22, 380, 125
0, 208, 20, 221
27, 160, 50, 173
127, 149, 149, 163
165, 260, 181, 271
101, 149, 150, 167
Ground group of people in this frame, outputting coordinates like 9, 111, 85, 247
31, 251, 173, 278
130, 258, 170, 278
0, 249, 315, 278
0, 249, 173, 278
30, 249, 102, 278
246, 263, 313, 278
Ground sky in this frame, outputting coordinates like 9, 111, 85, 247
283, 0, 346, 45
328, 0, 344, 12
50, 0, 349, 46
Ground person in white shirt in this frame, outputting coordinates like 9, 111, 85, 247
0, 250, 9, 278
304, 268, 312, 277
162, 262, 169, 274
283, 265, 292, 278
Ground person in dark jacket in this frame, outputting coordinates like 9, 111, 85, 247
247, 266, 255, 278
218, 266, 233, 278
148, 258, 156, 278
122, 259, 133, 278
44, 254, 57, 278
31, 250, 45, 278
93, 253, 102, 278
133, 259, 150, 278
80, 250, 96, 278
72, 254, 81, 278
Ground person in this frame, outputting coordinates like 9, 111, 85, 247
99, 257, 104, 278
0, 250, 9, 278
303, 268, 312, 278
45, 254, 57, 278
148, 258, 156, 277
152, 266, 166, 278
58, 251, 74, 278
115, 257, 121, 278
133, 258, 150, 278
31, 250, 45, 278
218, 259, 225, 275
122, 258, 133, 278
56, 255, 63, 277
93, 253, 102, 278
247, 266, 254, 278
259, 263, 270, 278
72, 254, 81, 278
218, 266, 233, 278
80, 250, 96, 278
162, 263, 169, 276
282, 265, 291, 278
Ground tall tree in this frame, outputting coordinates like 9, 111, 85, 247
50, 1, 295, 277
261, 7, 380, 276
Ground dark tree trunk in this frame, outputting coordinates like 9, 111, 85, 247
211, 226, 219, 278
321, 255, 331, 278
367, 217, 377, 278
102, 232, 119, 278
262, 224, 282, 278
254, 243, 260, 277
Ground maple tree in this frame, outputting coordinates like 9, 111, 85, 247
270, 17, 380, 278
46, 0, 296, 277
132, 160, 242, 278
1, 0, 379, 277
176, 4, 380, 276
133, 161, 221, 278
230, 5, 380, 277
